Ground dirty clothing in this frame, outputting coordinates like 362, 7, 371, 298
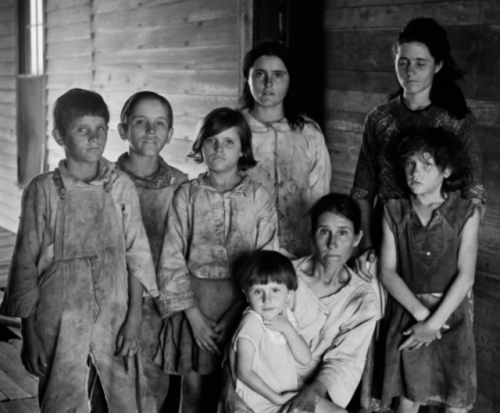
244, 111, 331, 257
291, 257, 381, 409
0, 158, 158, 413
232, 308, 300, 413
351, 95, 486, 204
155, 173, 279, 375
381, 194, 477, 409
116, 153, 188, 407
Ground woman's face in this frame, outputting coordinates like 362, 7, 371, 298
395, 41, 443, 100
248, 55, 290, 110
313, 212, 362, 269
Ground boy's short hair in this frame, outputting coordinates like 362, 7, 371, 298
397, 127, 472, 192
188, 107, 257, 171
53, 88, 110, 136
120, 91, 173, 129
310, 193, 362, 235
240, 250, 298, 293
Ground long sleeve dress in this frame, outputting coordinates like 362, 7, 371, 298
244, 111, 332, 257
155, 173, 279, 375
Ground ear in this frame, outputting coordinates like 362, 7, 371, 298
443, 168, 452, 178
435, 60, 443, 74
166, 127, 174, 144
242, 289, 249, 303
353, 230, 364, 248
117, 123, 128, 141
52, 128, 65, 147
286, 290, 295, 305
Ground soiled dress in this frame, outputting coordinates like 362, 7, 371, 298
381, 192, 477, 409
231, 308, 300, 413
0, 159, 158, 413
116, 153, 188, 407
244, 111, 331, 257
291, 257, 382, 408
155, 173, 279, 375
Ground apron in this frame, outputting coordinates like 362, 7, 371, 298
35, 170, 155, 412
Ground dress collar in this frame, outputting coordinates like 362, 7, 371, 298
116, 153, 173, 189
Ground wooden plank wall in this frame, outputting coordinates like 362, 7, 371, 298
0, 1, 21, 233
45, 0, 243, 177
322, 1, 500, 412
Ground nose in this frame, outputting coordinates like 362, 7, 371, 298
88, 130, 97, 142
147, 122, 155, 134
264, 74, 272, 87
262, 292, 268, 304
327, 233, 338, 248
406, 63, 416, 77
213, 140, 222, 152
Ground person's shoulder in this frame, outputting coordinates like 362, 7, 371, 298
346, 268, 382, 318
169, 164, 189, 186
22, 171, 57, 200
366, 98, 394, 119
233, 309, 265, 342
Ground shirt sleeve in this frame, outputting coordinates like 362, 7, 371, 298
305, 124, 332, 209
0, 181, 45, 318
155, 184, 197, 317
120, 176, 159, 297
315, 291, 379, 408
351, 113, 379, 202
232, 311, 263, 352
255, 186, 280, 252
458, 114, 486, 202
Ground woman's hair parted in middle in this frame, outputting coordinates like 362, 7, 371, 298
188, 107, 257, 171
390, 17, 470, 119
120, 90, 174, 128
398, 127, 473, 192
239, 250, 298, 294
310, 193, 362, 235
239, 41, 307, 130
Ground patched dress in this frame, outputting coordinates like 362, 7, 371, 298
381, 192, 477, 409
244, 111, 331, 257
116, 153, 188, 407
155, 173, 279, 375
0, 158, 158, 413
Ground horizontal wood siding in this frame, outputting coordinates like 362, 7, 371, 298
46, 0, 241, 176
0, 1, 21, 233
323, 1, 500, 412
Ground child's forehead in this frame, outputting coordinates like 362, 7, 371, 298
69, 115, 108, 125
131, 98, 170, 117
407, 149, 434, 161
249, 280, 286, 288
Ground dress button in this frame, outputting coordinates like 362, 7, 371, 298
426, 251, 431, 256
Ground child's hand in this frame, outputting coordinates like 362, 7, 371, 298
115, 316, 141, 358
399, 320, 449, 351
214, 313, 236, 346
185, 307, 220, 354
21, 329, 48, 377
262, 312, 292, 334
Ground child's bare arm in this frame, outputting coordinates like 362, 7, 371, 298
379, 216, 429, 321
21, 313, 47, 377
424, 209, 479, 331
116, 274, 143, 358
236, 338, 295, 406
263, 314, 311, 366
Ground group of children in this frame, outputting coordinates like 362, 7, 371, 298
0, 85, 480, 413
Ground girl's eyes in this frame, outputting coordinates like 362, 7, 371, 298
339, 230, 348, 236
225, 139, 234, 146
252, 290, 262, 295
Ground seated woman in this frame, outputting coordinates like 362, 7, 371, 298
220, 193, 383, 413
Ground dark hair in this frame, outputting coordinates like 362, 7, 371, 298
239, 41, 306, 130
188, 107, 257, 171
53, 88, 110, 136
390, 17, 470, 119
120, 91, 173, 129
397, 127, 472, 193
240, 250, 298, 294
310, 193, 362, 235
